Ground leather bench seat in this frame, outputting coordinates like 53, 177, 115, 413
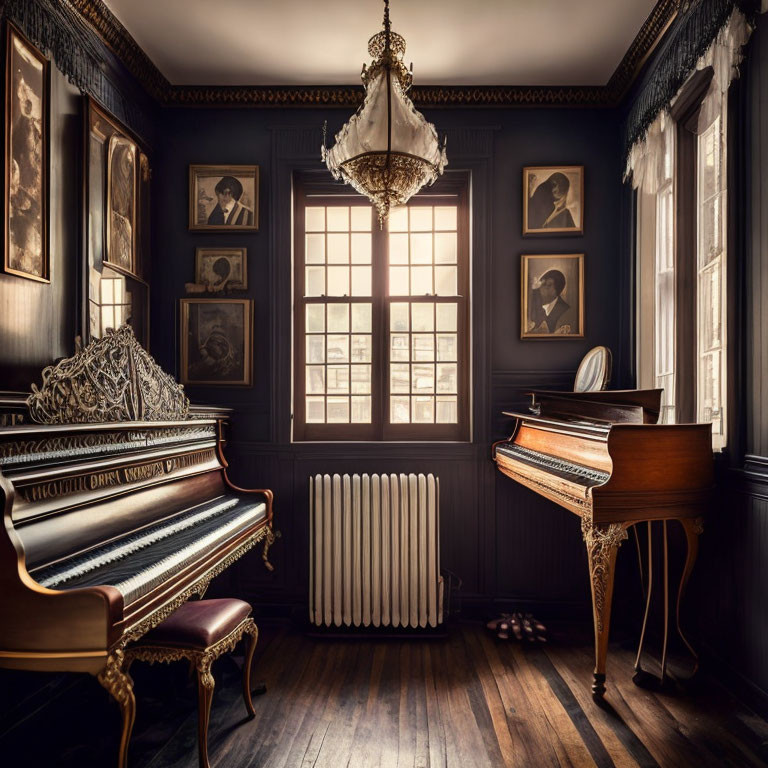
136, 598, 253, 649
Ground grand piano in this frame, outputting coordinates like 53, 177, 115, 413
493, 388, 713, 699
0, 327, 276, 767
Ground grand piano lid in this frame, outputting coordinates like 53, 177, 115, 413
501, 410, 612, 439
526, 388, 663, 425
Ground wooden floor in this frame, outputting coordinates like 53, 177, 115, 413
3, 621, 768, 767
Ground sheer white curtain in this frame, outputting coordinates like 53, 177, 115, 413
628, 8, 751, 440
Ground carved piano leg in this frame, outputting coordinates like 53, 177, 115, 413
196, 655, 215, 768
96, 649, 136, 768
583, 519, 628, 700
242, 620, 259, 717
262, 528, 280, 572
676, 516, 704, 673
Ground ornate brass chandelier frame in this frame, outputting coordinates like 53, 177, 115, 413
322, 0, 447, 225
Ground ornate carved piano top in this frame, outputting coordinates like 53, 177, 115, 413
0, 327, 275, 677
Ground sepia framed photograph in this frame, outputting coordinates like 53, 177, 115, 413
85, 97, 150, 346
4, 23, 49, 282
180, 298, 253, 386
105, 134, 138, 274
194, 247, 247, 291
189, 165, 258, 231
521, 253, 584, 339
523, 165, 584, 235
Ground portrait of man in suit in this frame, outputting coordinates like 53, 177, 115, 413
521, 254, 584, 338
206, 176, 253, 226
527, 269, 577, 334
189, 165, 259, 231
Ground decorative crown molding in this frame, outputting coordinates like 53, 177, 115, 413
605, 0, 679, 100
65, 0, 677, 108
27, 326, 190, 424
64, 0, 171, 102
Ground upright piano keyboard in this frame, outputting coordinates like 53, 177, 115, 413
0, 327, 276, 767
493, 388, 713, 699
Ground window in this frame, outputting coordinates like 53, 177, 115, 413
636, 117, 677, 424
635, 67, 729, 450
696, 113, 727, 450
293, 174, 469, 441
654, 127, 677, 424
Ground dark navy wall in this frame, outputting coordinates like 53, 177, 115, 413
152, 103, 628, 616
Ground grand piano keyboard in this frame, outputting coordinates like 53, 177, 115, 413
495, 443, 610, 487
34, 494, 267, 602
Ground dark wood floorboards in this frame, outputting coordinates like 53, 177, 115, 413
2, 621, 768, 767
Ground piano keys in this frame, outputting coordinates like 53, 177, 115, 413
0, 327, 275, 767
493, 388, 713, 699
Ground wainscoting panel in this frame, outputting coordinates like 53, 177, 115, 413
697, 471, 768, 709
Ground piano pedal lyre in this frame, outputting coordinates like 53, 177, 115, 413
632, 517, 703, 690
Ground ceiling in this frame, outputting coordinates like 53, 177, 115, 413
102, 0, 659, 87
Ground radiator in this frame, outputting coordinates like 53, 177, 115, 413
309, 473, 443, 629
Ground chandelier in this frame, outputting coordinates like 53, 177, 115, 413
321, 0, 447, 225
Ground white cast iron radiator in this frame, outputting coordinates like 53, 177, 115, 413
309, 473, 443, 628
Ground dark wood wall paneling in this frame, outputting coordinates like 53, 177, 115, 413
0, 0, 156, 390
151, 104, 627, 617
0, 61, 79, 389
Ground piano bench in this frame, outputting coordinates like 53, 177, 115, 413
124, 598, 262, 768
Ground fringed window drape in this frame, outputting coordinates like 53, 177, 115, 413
625, 7, 753, 191
1, 0, 155, 144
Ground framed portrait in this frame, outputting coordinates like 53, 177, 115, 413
195, 247, 247, 291
523, 165, 584, 235
4, 23, 49, 282
105, 134, 138, 274
189, 165, 258, 231
180, 298, 253, 386
84, 97, 150, 346
521, 253, 584, 339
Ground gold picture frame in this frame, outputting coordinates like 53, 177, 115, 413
4, 23, 49, 282
194, 247, 247, 291
521, 253, 584, 339
105, 134, 138, 275
180, 298, 253, 386
189, 165, 259, 231
523, 165, 584, 235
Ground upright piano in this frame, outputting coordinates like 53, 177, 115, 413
493, 388, 713, 699
0, 327, 276, 767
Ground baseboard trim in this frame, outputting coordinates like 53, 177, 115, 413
700, 641, 768, 719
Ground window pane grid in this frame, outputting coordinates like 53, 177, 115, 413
388, 205, 458, 298
296, 189, 466, 440
302, 202, 374, 425
696, 115, 727, 450
388, 300, 458, 425
304, 298, 372, 424
304, 205, 372, 298
655, 179, 676, 424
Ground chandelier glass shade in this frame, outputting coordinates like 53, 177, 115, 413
322, 0, 447, 225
